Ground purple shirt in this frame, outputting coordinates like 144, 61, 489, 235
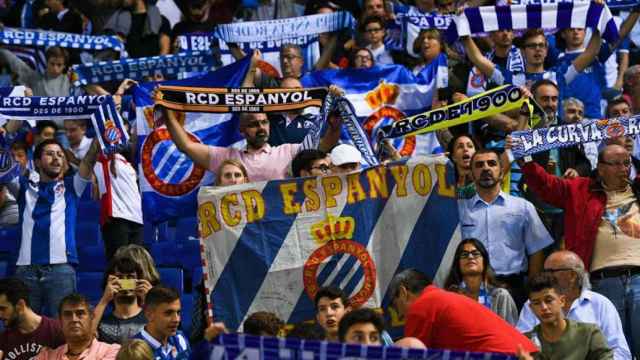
208, 143, 301, 181
0, 316, 65, 360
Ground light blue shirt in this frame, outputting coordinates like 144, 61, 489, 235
517, 289, 631, 360
459, 192, 553, 275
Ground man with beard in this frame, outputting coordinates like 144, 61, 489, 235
521, 145, 640, 357
459, 149, 553, 308
0, 278, 65, 360
162, 95, 343, 181
95, 257, 148, 344
134, 286, 190, 360
35, 294, 120, 359
5, 138, 100, 317
517, 251, 631, 360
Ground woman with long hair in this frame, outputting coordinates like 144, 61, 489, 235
447, 134, 479, 199
444, 238, 518, 325
215, 159, 249, 186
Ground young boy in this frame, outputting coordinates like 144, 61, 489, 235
522, 273, 612, 360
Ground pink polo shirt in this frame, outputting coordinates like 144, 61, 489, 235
208, 143, 301, 181
35, 339, 120, 360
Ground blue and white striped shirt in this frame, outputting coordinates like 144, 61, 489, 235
134, 328, 191, 360
11, 170, 89, 265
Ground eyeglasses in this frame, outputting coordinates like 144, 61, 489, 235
311, 164, 331, 173
365, 27, 383, 33
543, 267, 574, 273
600, 159, 631, 168
524, 42, 547, 49
355, 55, 373, 61
460, 250, 482, 259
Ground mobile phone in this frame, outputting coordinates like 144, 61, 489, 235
119, 279, 136, 291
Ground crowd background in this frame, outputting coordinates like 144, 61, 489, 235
0, 0, 638, 359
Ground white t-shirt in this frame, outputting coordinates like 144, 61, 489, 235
94, 154, 143, 225
72, 136, 92, 160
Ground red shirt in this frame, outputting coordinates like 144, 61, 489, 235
405, 286, 538, 355
0, 316, 65, 360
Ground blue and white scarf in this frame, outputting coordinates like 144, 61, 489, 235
335, 97, 380, 167
0, 27, 124, 51
510, 116, 640, 158
507, 0, 640, 10
213, 11, 355, 43
71, 51, 216, 86
0, 95, 128, 154
445, 2, 620, 44
466, 46, 525, 96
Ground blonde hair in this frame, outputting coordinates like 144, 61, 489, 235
116, 339, 154, 360
114, 245, 160, 285
215, 159, 249, 185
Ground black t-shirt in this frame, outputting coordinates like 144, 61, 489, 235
126, 13, 171, 58
98, 310, 147, 344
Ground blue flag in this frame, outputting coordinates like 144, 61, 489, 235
301, 59, 447, 157
134, 57, 252, 223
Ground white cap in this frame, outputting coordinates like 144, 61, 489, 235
330, 144, 362, 166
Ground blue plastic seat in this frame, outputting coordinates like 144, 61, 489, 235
180, 293, 194, 337
174, 217, 199, 242
0, 225, 19, 255
77, 244, 107, 272
75, 222, 102, 246
77, 200, 100, 223
158, 267, 184, 293
76, 271, 104, 305
0, 260, 8, 277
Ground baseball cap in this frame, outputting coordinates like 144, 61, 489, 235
330, 144, 362, 166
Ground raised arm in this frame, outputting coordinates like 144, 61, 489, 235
0, 49, 36, 84
461, 36, 496, 78
78, 138, 100, 180
573, 30, 601, 72
162, 107, 211, 169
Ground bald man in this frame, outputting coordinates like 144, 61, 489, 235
517, 251, 630, 359
521, 144, 640, 357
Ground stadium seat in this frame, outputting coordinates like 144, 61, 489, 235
76, 271, 104, 305
174, 217, 199, 242
0, 225, 19, 255
0, 260, 8, 277
77, 244, 107, 272
180, 293, 194, 337
158, 267, 184, 293
77, 200, 100, 223
75, 222, 102, 246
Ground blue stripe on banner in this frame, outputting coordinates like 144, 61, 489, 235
557, 2, 574, 29
316, 253, 344, 286
381, 165, 458, 309
156, 151, 186, 181
329, 254, 359, 289
287, 166, 401, 324
466, 7, 484, 34
31, 187, 52, 264
496, 6, 513, 30
526, 4, 542, 29
211, 180, 304, 330
343, 266, 365, 297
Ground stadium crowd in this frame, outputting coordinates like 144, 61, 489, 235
0, 0, 638, 359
